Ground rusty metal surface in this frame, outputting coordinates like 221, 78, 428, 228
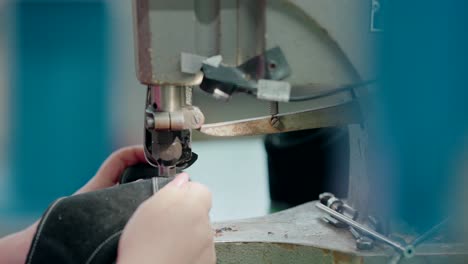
199, 101, 361, 137
213, 201, 468, 264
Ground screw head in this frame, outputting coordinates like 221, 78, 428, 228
270, 117, 281, 129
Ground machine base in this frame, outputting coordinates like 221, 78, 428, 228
213, 201, 467, 264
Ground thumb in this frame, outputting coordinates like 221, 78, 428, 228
166, 172, 190, 188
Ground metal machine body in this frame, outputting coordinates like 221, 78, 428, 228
133, 0, 371, 175
132, 0, 467, 263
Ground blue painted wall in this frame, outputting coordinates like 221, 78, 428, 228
9, 2, 111, 215
378, 0, 468, 230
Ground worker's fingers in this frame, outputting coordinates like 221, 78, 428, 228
192, 214, 216, 264
184, 182, 213, 213
144, 176, 212, 214
75, 145, 146, 194
153, 179, 213, 212
166, 172, 190, 188
118, 175, 214, 264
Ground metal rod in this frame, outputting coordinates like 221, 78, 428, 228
412, 217, 449, 247
315, 202, 414, 258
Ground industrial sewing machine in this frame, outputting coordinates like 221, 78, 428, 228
24, 1, 467, 263
131, 1, 467, 263
135, 0, 368, 177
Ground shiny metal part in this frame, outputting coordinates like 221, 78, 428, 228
144, 85, 203, 176
318, 192, 359, 220
146, 86, 204, 131
156, 165, 176, 177
319, 192, 373, 250
315, 202, 415, 258
146, 107, 205, 131
155, 85, 187, 112
199, 101, 361, 137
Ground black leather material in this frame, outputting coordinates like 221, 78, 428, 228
25, 176, 174, 264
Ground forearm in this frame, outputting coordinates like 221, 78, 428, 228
0, 147, 145, 264
0, 222, 37, 264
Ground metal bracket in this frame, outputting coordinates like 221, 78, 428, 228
200, 46, 291, 99
199, 101, 361, 137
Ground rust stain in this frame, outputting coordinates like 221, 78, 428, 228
332, 251, 353, 264
232, 124, 249, 135
320, 248, 331, 256
276, 243, 298, 251
333, 252, 351, 264
214, 226, 238, 237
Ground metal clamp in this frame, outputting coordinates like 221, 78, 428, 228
199, 46, 291, 100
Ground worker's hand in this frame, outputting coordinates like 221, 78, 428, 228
0, 146, 146, 264
75, 145, 146, 194
117, 172, 216, 264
